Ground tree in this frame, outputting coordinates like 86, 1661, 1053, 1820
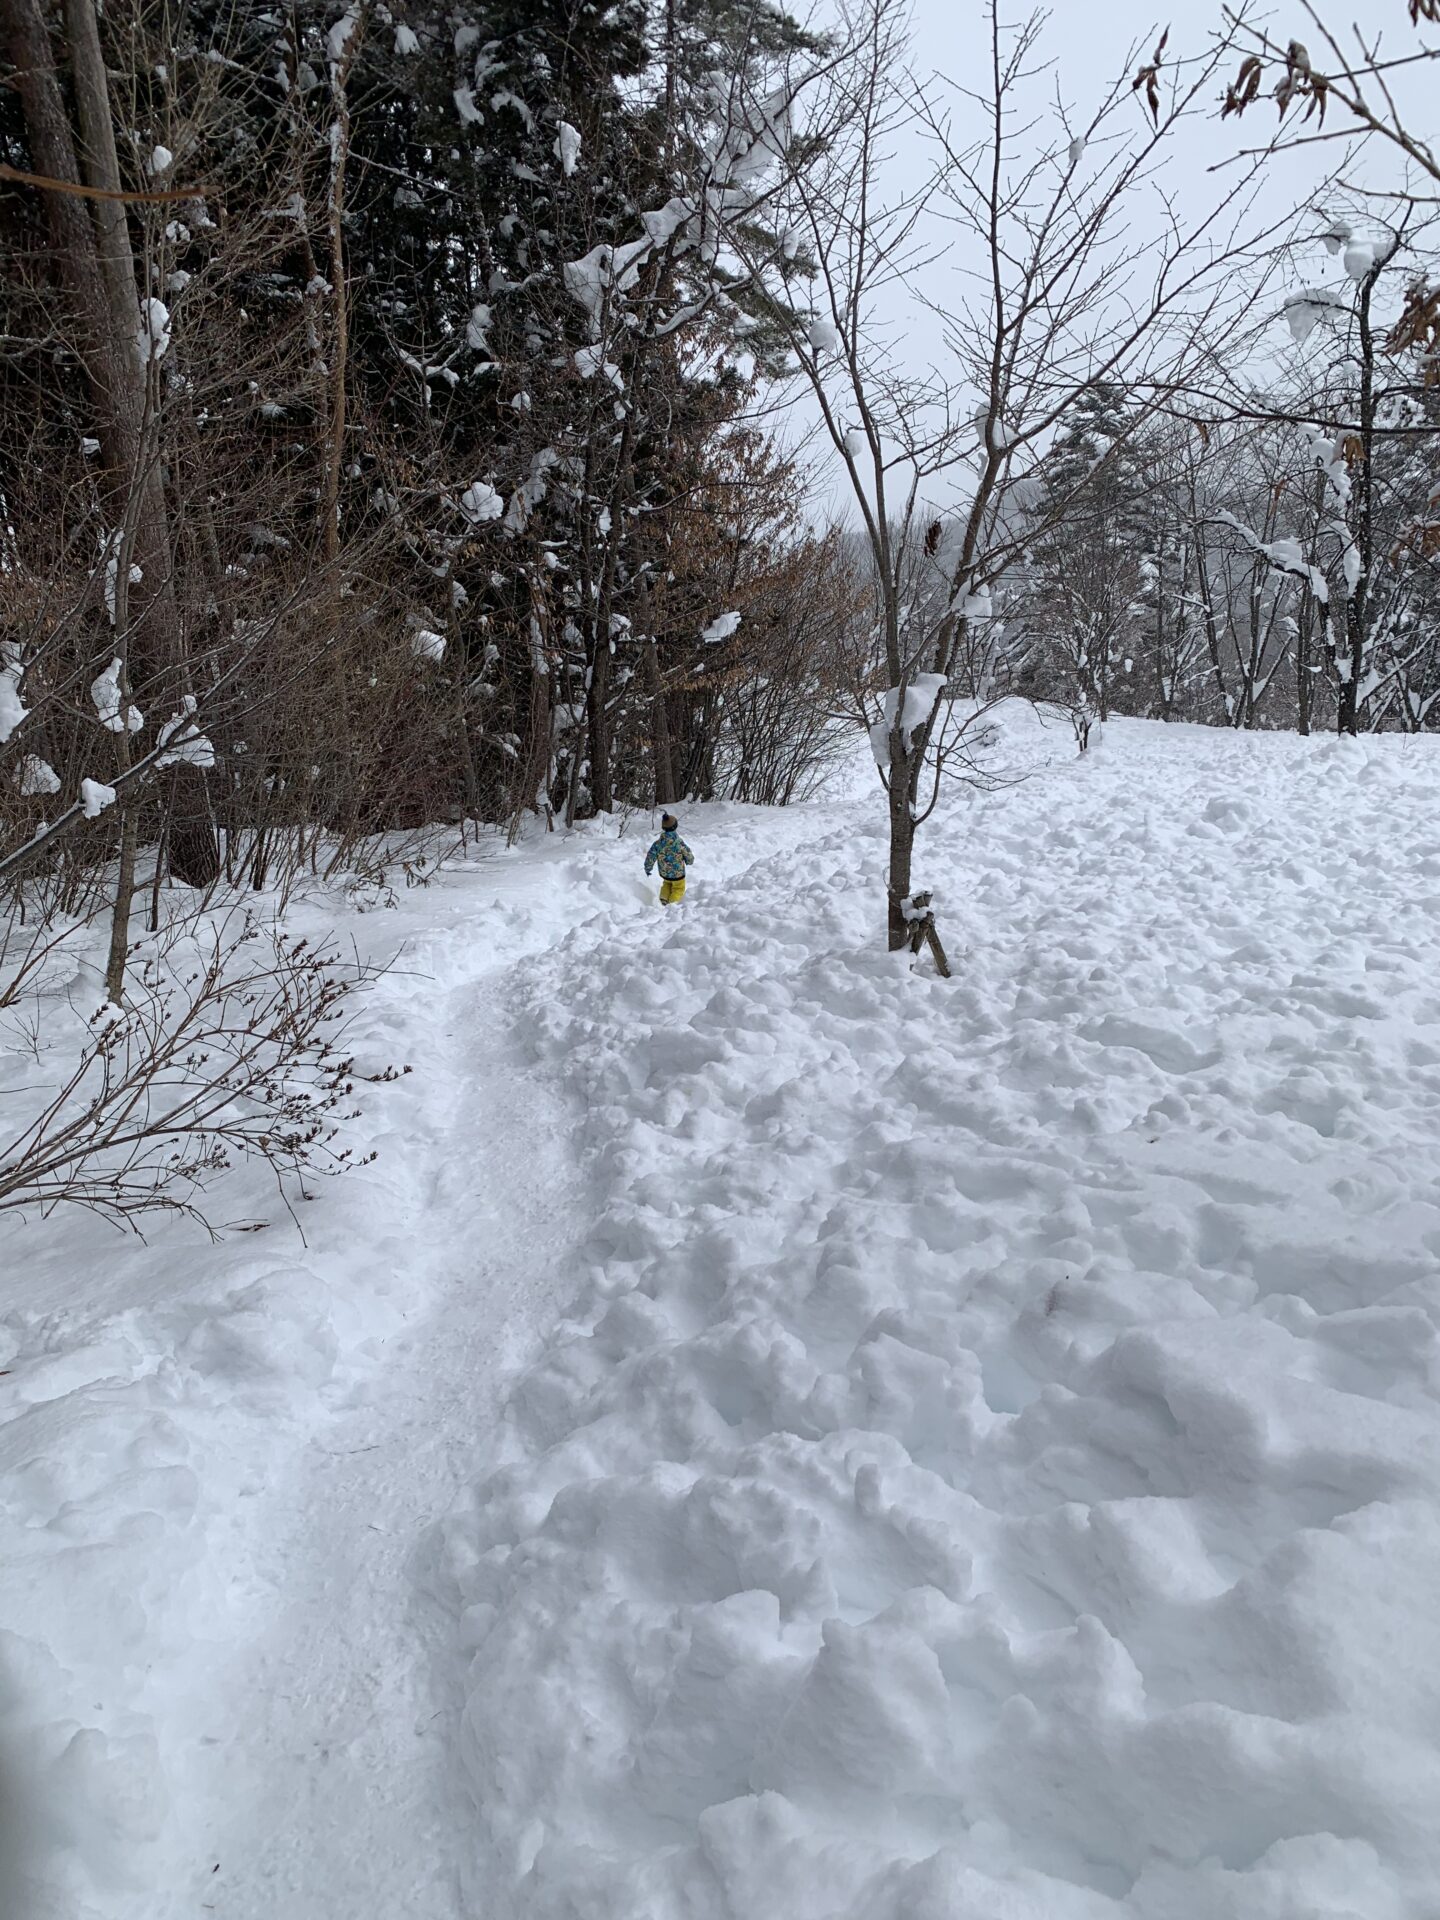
3, 0, 219, 894
719, 0, 1282, 952
1026, 383, 1151, 725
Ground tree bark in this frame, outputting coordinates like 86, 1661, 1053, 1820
585, 640, 613, 813
4, 0, 132, 474
886, 752, 916, 951
1338, 272, 1376, 737
643, 635, 675, 805
10, 0, 218, 884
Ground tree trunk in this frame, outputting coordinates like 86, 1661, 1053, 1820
104, 802, 139, 1002
1338, 272, 1376, 738
1296, 469, 1325, 737
5, 0, 131, 473
886, 748, 916, 951
16, 0, 219, 885
643, 636, 675, 806
586, 636, 613, 813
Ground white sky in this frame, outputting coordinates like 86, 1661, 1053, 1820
781, 0, 1431, 519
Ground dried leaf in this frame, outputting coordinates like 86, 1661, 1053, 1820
1130, 30, 1166, 124
1222, 56, 1263, 120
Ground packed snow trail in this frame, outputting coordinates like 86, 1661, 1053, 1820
435, 715, 1440, 1919
0, 797, 830, 1919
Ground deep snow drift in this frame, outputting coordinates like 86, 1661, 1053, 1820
436, 714, 1440, 1920
7, 709, 1440, 1917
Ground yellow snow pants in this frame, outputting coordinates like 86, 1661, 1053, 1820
659, 876, 686, 904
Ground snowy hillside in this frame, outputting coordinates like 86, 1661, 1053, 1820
8, 708, 1440, 1917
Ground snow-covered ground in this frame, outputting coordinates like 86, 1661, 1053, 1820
9, 709, 1440, 1917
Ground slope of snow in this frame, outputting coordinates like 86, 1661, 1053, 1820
434, 712, 1440, 1919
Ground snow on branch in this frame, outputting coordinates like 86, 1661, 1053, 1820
1216, 512, 1329, 602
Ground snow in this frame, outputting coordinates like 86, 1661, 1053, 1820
554, 121, 581, 176
103, 541, 144, 625
459, 480, 504, 525
563, 204, 698, 339
712, 85, 793, 193
807, 316, 840, 355
0, 648, 26, 744
453, 86, 482, 126
14, 753, 60, 795
1282, 287, 1346, 345
79, 776, 116, 817
148, 144, 173, 177
155, 696, 216, 771
137, 297, 171, 365
574, 344, 623, 388
564, 247, 609, 331
325, 7, 358, 67
870, 672, 948, 761
1305, 426, 1354, 506
642, 198, 692, 248
13, 716, 1440, 1917
90, 657, 143, 734
1218, 514, 1330, 603
0, 800, 824, 1920
411, 627, 446, 663
700, 610, 742, 644
465, 302, 492, 351
954, 580, 993, 620
394, 23, 419, 55
432, 714, 1440, 1919
490, 91, 534, 132
1067, 134, 1086, 167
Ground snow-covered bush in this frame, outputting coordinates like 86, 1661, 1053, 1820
0, 912, 386, 1229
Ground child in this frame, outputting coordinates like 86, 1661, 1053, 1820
644, 812, 694, 904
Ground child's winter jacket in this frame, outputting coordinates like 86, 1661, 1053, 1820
644, 829, 694, 880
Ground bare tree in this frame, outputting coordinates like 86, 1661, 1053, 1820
725, 0, 1282, 952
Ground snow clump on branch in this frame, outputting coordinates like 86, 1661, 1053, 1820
459, 481, 504, 525
91, 659, 143, 735
155, 696, 215, 771
554, 122, 581, 177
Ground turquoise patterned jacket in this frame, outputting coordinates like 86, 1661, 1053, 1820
645, 829, 694, 880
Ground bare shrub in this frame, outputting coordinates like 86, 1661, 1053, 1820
0, 910, 394, 1231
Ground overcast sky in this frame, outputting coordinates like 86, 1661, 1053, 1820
780, 0, 1418, 517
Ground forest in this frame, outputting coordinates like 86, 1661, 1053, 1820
0, 0, 1437, 1213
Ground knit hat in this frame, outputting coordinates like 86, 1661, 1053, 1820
661, 812, 678, 830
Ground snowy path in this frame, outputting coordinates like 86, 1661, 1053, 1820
156, 800, 834, 1918
435, 717, 1440, 1919
10, 715, 1440, 1918
188, 965, 581, 1918
0, 793, 829, 1918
